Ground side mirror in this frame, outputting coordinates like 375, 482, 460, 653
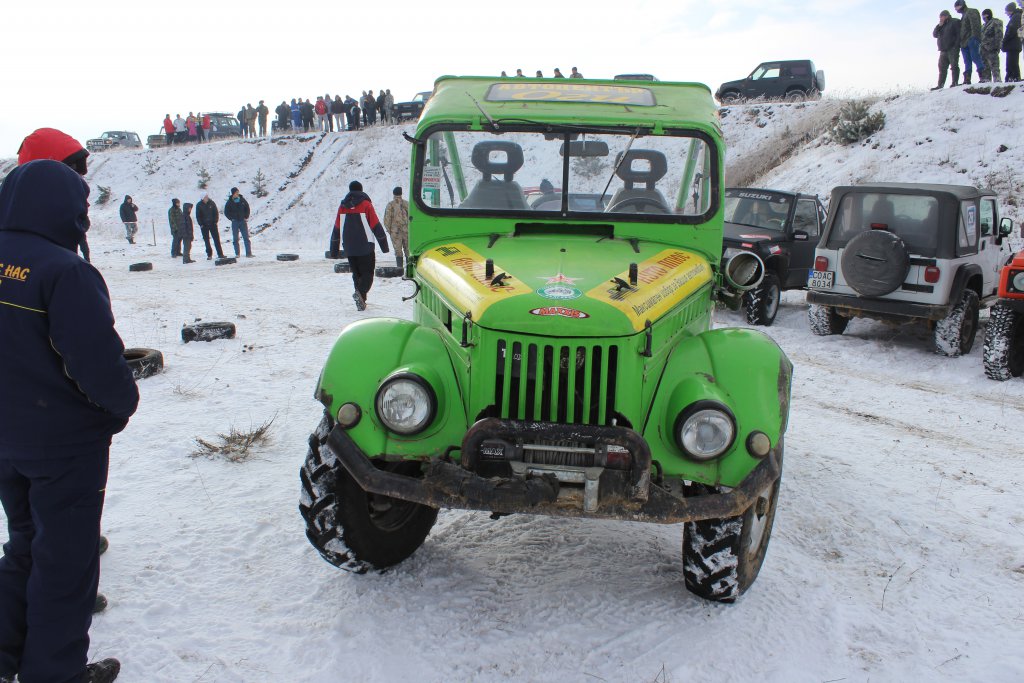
792, 230, 809, 241
999, 216, 1014, 237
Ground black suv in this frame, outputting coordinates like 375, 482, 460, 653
393, 91, 432, 121
722, 187, 827, 325
716, 60, 825, 104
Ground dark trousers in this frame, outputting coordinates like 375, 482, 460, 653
348, 252, 376, 299
171, 230, 182, 257
200, 224, 225, 258
0, 448, 109, 683
1007, 49, 1022, 82
182, 238, 193, 262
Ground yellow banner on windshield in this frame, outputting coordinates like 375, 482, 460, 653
585, 250, 712, 331
418, 243, 531, 318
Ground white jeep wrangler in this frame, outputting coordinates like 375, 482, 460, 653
806, 183, 1014, 356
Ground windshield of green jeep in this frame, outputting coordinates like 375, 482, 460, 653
723, 190, 792, 232
416, 128, 715, 221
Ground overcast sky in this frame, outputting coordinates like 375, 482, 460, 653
3, 0, 947, 157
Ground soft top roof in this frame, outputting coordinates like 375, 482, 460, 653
830, 183, 993, 200
420, 76, 720, 136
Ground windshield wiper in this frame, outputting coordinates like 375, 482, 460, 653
598, 128, 642, 208
466, 92, 498, 130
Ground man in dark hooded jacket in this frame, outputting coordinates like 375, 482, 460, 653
334, 180, 389, 310
224, 187, 253, 257
119, 195, 138, 244
168, 198, 183, 257
196, 194, 225, 259
933, 10, 962, 88
0, 159, 136, 683
180, 203, 196, 263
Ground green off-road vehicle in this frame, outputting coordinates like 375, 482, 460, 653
300, 76, 793, 602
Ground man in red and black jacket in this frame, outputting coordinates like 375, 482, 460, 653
0, 129, 137, 683
334, 181, 389, 310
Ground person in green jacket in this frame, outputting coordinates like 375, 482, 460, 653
168, 198, 183, 258
954, 0, 986, 83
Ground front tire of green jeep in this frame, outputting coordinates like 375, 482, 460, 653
934, 289, 980, 357
983, 302, 1024, 380
300, 415, 438, 572
682, 451, 782, 603
743, 274, 781, 326
808, 304, 849, 336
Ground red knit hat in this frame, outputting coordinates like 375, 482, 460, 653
17, 128, 89, 176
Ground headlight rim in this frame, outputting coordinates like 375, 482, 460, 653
374, 372, 437, 436
673, 400, 738, 461
1010, 270, 1024, 293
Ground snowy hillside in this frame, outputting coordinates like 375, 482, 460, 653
2, 89, 1024, 683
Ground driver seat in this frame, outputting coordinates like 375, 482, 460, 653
606, 149, 669, 213
460, 141, 530, 210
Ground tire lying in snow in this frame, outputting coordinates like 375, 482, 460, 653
128, 262, 153, 272
215, 257, 237, 266
276, 253, 299, 262
375, 266, 404, 279
181, 321, 236, 343
840, 230, 909, 297
983, 302, 1024, 379
934, 289, 979, 357
682, 442, 782, 603
334, 262, 351, 274
300, 413, 438, 572
123, 348, 164, 379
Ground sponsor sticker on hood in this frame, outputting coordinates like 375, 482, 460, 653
418, 243, 531, 318
529, 306, 589, 319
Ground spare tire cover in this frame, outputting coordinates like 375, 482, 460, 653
840, 230, 909, 297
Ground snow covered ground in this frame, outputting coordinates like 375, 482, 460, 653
3, 87, 1024, 682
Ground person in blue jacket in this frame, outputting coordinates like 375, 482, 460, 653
290, 98, 302, 130
0, 153, 137, 681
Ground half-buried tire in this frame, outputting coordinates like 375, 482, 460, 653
215, 257, 237, 266
334, 262, 351, 274
181, 321, 236, 343
840, 230, 909, 297
277, 253, 299, 261
123, 348, 164, 379
375, 266, 403, 279
129, 262, 153, 272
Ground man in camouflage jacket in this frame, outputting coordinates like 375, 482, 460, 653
954, 0, 986, 83
982, 8, 1005, 81
383, 187, 410, 269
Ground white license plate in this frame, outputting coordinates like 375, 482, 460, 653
807, 270, 834, 289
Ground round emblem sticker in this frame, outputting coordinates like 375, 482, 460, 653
538, 285, 582, 300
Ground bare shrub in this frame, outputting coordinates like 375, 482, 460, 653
192, 414, 275, 463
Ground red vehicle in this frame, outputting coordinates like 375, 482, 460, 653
983, 251, 1024, 380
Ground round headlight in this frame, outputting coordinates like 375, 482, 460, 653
375, 375, 436, 435
676, 403, 736, 461
1012, 270, 1024, 292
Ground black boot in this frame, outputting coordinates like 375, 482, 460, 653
94, 593, 108, 614
85, 658, 121, 683
951, 68, 960, 87
932, 73, 947, 90
963, 72, 972, 85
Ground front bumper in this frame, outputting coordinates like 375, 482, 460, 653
807, 290, 954, 322
325, 422, 781, 524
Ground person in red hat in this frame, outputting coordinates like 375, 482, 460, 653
16, 128, 92, 261
1, 128, 137, 683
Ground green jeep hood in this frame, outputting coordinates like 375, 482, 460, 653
417, 234, 713, 337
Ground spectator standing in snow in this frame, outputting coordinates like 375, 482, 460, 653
187, 115, 198, 144
290, 98, 301, 130
1005, 2, 1023, 81
257, 100, 269, 136
119, 195, 138, 244
168, 198, 183, 258
553, 67, 565, 78
173, 113, 187, 143
933, 10, 962, 89
982, 8, 1005, 81
201, 112, 212, 142
245, 104, 257, 138
332, 95, 346, 131
196, 194, 225, 260
377, 90, 388, 124
163, 114, 175, 145
515, 68, 525, 77
314, 96, 328, 131
301, 99, 315, 131
224, 187, 253, 258
2, 131, 138, 683
345, 96, 359, 130
570, 66, 583, 78
237, 106, 247, 138
324, 94, 334, 132
180, 203, 196, 263
384, 90, 395, 123
383, 186, 410, 269
276, 101, 290, 131
954, 1, 986, 84
334, 180, 389, 310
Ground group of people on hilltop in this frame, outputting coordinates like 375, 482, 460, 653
162, 112, 216, 145
933, 1, 1023, 88
272, 90, 398, 134
501, 67, 584, 78
236, 102, 271, 138
162, 189, 252, 263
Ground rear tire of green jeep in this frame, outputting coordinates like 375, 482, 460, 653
682, 446, 782, 603
808, 304, 849, 336
743, 274, 780, 326
300, 415, 437, 572
934, 289, 979, 357
983, 302, 1024, 380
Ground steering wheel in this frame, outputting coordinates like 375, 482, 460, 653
606, 196, 671, 215
765, 218, 785, 229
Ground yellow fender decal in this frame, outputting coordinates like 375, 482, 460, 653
418, 243, 532, 317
